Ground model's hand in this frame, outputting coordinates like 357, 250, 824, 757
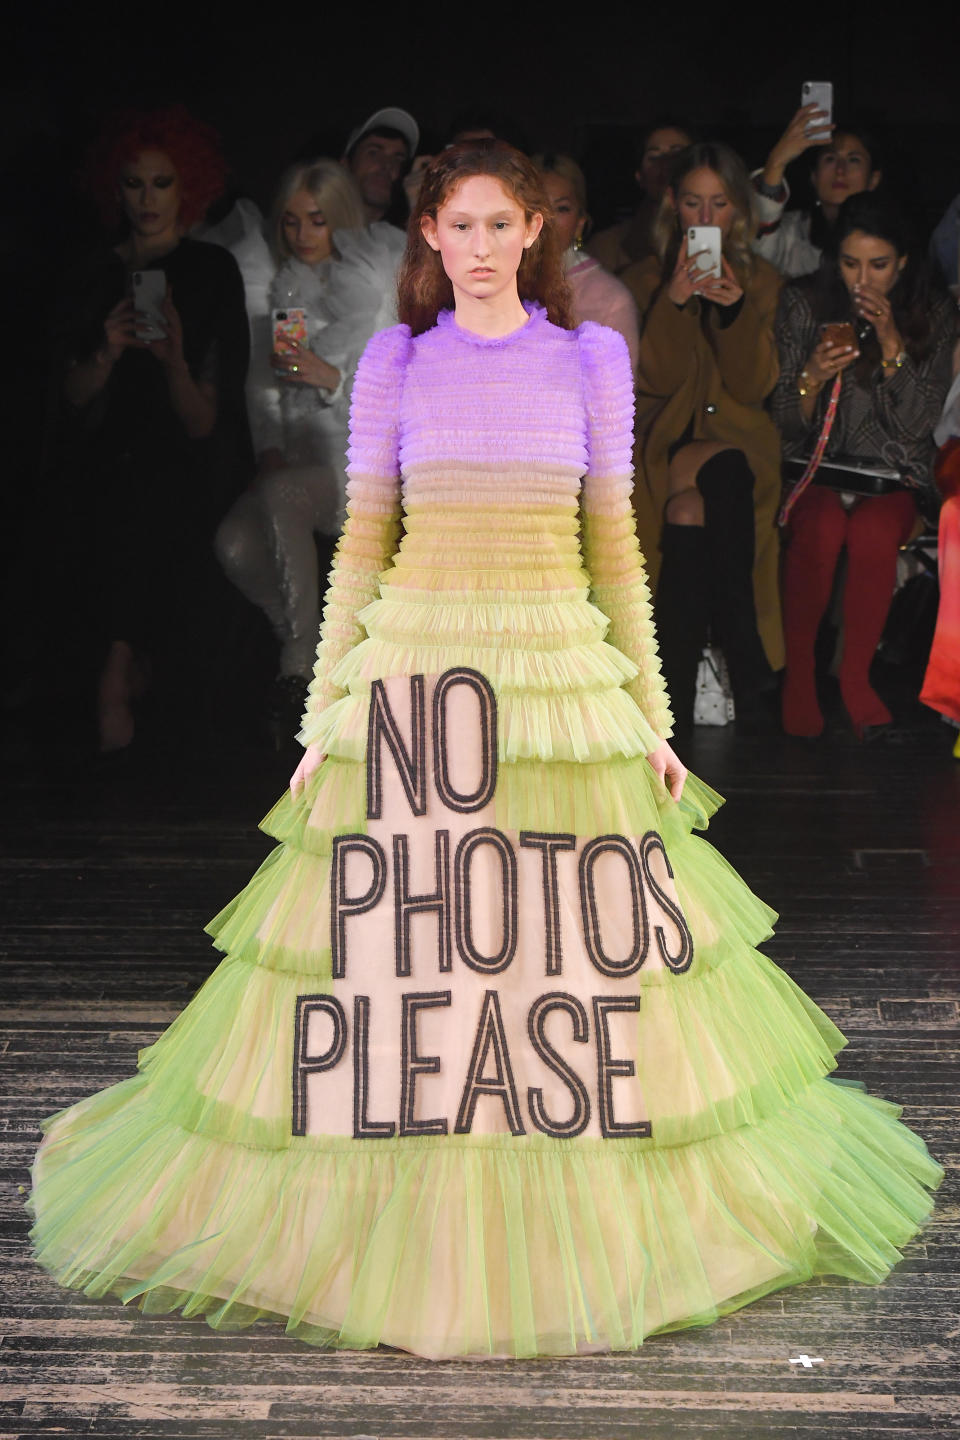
290, 744, 326, 796
645, 740, 687, 802
271, 342, 340, 392
804, 336, 859, 389
852, 283, 903, 360
762, 104, 832, 187
145, 296, 186, 368
697, 255, 744, 307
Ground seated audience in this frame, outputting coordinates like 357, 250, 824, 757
533, 151, 639, 371
588, 121, 692, 276
342, 106, 419, 228
63, 106, 251, 751
753, 117, 883, 279
627, 141, 783, 735
772, 193, 954, 738
214, 159, 404, 732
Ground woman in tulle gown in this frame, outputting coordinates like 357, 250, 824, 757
31, 142, 940, 1360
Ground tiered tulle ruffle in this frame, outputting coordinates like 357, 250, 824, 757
30, 315, 941, 1358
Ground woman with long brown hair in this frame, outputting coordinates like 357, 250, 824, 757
32, 142, 939, 1360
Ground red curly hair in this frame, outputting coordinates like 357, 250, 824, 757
397, 141, 574, 336
85, 105, 226, 230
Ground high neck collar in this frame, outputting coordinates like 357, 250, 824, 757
436, 300, 547, 346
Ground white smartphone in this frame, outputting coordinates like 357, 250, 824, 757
132, 269, 167, 340
801, 81, 833, 141
687, 226, 722, 280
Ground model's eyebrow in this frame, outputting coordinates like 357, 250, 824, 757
446, 209, 516, 222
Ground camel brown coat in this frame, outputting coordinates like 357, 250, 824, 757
624, 253, 785, 670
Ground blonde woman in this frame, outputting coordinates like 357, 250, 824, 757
624, 142, 784, 732
214, 160, 404, 729
532, 152, 639, 372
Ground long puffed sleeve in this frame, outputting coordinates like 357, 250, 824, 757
298, 325, 408, 744
578, 322, 674, 744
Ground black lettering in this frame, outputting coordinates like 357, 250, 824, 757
455, 990, 525, 1135
330, 834, 386, 979
454, 828, 518, 974
432, 668, 498, 813
526, 992, 590, 1138
579, 836, 649, 977
353, 995, 396, 1139
393, 830, 451, 977
366, 675, 427, 819
592, 996, 650, 1138
519, 832, 576, 976
400, 991, 451, 1136
640, 830, 695, 974
292, 994, 347, 1137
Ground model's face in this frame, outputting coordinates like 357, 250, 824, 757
671, 166, 734, 235
812, 134, 877, 208
543, 172, 584, 252
421, 175, 543, 307
838, 230, 906, 297
348, 133, 409, 211
639, 127, 690, 198
118, 149, 182, 238
282, 188, 333, 264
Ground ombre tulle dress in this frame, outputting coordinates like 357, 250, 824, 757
31, 306, 941, 1358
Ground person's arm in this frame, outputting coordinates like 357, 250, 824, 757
64, 296, 139, 410
578, 322, 682, 796
708, 260, 781, 405
769, 285, 826, 444
292, 324, 408, 790
853, 299, 956, 456
631, 252, 703, 399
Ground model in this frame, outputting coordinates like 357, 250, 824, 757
31, 143, 940, 1360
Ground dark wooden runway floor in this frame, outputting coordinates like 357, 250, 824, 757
2, 688, 959, 1440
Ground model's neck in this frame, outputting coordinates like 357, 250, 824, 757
453, 291, 530, 339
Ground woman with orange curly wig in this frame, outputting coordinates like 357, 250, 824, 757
64, 106, 252, 751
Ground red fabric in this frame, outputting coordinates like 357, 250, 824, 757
782, 486, 917, 735
920, 493, 960, 724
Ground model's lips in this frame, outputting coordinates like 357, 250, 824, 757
139, 211, 160, 222
470, 267, 494, 276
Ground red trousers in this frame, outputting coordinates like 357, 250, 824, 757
782, 485, 918, 735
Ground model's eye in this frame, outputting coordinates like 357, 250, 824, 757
154, 176, 175, 189
121, 176, 143, 190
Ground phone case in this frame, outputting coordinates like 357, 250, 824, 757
273, 308, 308, 355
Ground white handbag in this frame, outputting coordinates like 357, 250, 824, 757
694, 646, 735, 726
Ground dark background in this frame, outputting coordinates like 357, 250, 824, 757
2, 2, 956, 732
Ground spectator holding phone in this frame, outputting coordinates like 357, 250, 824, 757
213, 159, 404, 734
753, 114, 883, 279
62, 106, 251, 752
626, 142, 783, 736
772, 193, 954, 739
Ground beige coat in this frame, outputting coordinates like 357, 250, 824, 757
624, 253, 785, 670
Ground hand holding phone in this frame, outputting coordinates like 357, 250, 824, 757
687, 227, 722, 280
132, 270, 167, 341
801, 82, 833, 141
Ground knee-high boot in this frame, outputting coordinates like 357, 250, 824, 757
696, 450, 775, 703
654, 522, 710, 737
